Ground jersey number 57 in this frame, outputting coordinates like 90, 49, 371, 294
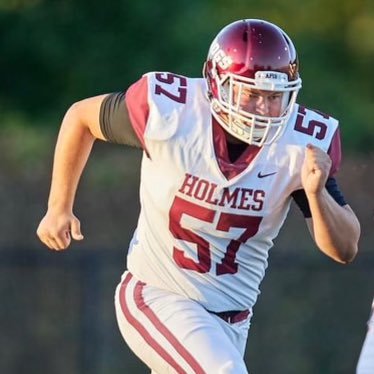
169, 196, 262, 276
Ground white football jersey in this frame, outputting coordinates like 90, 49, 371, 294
125, 72, 339, 312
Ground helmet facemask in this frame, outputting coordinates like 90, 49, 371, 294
210, 68, 301, 147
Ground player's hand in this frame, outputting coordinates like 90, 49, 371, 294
36, 210, 84, 251
301, 144, 332, 196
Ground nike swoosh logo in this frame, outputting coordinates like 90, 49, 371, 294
257, 171, 277, 178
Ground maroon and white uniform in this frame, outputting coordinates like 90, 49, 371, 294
114, 72, 341, 374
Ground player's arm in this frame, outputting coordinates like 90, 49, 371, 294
36, 93, 139, 251
301, 144, 360, 264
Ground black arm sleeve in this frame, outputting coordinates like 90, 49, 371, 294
291, 177, 347, 218
99, 92, 141, 147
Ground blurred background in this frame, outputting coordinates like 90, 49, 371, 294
0, 0, 373, 373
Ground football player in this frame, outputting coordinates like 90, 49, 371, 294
37, 19, 360, 373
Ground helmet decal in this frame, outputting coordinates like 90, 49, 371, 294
210, 40, 233, 70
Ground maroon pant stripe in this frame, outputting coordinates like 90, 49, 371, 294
119, 273, 186, 373
134, 280, 206, 374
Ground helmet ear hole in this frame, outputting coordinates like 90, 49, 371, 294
219, 78, 230, 101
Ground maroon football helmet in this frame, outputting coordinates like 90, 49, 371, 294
203, 19, 302, 146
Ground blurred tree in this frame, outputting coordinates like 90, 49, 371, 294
0, 0, 372, 152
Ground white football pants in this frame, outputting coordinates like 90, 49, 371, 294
114, 271, 251, 374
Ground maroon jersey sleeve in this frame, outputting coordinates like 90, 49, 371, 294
125, 75, 149, 151
328, 127, 342, 176
99, 75, 150, 150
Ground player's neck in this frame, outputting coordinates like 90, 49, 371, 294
223, 132, 247, 162
224, 131, 244, 145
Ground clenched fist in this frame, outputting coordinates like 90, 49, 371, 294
36, 210, 84, 251
301, 144, 332, 195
